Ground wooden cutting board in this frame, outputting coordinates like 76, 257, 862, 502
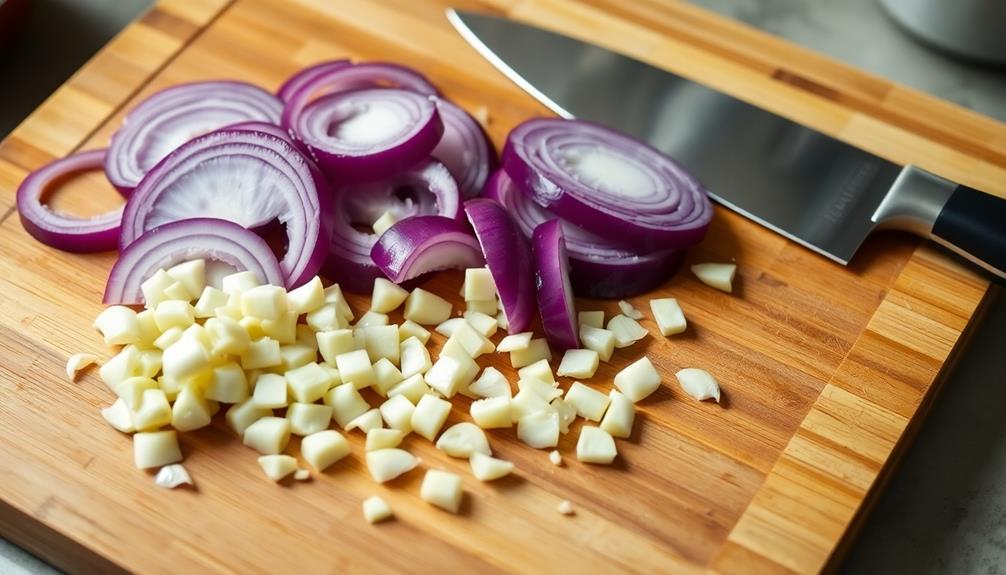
0, 0, 1002, 573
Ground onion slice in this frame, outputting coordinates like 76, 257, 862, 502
120, 128, 330, 288
106, 81, 283, 195
295, 88, 443, 182
463, 198, 535, 333
484, 170, 682, 298
531, 219, 579, 350
16, 149, 122, 252
432, 99, 496, 199
371, 216, 484, 284
104, 218, 284, 305
502, 118, 712, 250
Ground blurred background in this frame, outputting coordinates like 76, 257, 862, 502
1, 0, 1004, 573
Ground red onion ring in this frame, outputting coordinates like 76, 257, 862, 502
532, 219, 579, 350
294, 88, 443, 182
502, 118, 712, 251
432, 99, 496, 199
104, 218, 284, 305
484, 170, 682, 298
276, 59, 351, 103
371, 216, 484, 284
106, 81, 283, 195
120, 128, 330, 288
463, 198, 536, 333
16, 149, 122, 253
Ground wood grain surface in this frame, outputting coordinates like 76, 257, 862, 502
0, 1, 999, 573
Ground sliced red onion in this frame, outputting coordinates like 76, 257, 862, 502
502, 118, 712, 251
16, 149, 122, 252
280, 61, 439, 130
432, 99, 495, 199
294, 88, 443, 182
106, 81, 283, 195
371, 216, 484, 284
484, 169, 682, 298
323, 160, 461, 293
121, 128, 329, 288
463, 198, 535, 333
104, 218, 284, 305
532, 219, 579, 351
224, 120, 315, 160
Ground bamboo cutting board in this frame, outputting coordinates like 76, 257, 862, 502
0, 0, 1001, 573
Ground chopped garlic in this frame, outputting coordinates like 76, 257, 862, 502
153, 327, 184, 351
517, 411, 559, 449
334, 349, 375, 390
510, 389, 551, 421
285, 362, 330, 403
301, 430, 350, 471
578, 310, 604, 329
279, 344, 315, 371
469, 367, 512, 399
691, 262, 736, 292
101, 398, 135, 433
550, 397, 577, 434
240, 285, 287, 320
675, 368, 722, 402
165, 259, 205, 300
372, 211, 400, 237
193, 286, 229, 318
252, 373, 289, 409
154, 300, 196, 332
565, 382, 611, 421
617, 300, 644, 320
205, 316, 250, 356
557, 500, 574, 515
379, 394, 415, 433
306, 303, 347, 332
362, 324, 400, 364
100, 345, 141, 390
141, 270, 175, 308
411, 394, 452, 441
445, 321, 494, 359
466, 299, 497, 316
294, 469, 311, 480
399, 336, 432, 379
469, 452, 514, 481
614, 356, 662, 403
66, 353, 99, 381
435, 317, 466, 337
205, 362, 249, 404
387, 373, 431, 404
221, 271, 261, 295
323, 283, 355, 321
398, 320, 431, 344
496, 332, 532, 353
509, 338, 552, 369
436, 422, 491, 458
470, 396, 512, 429
463, 311, 498, 337
287, 276, 325, 315
317, 329, 356, 364
154, 463, 193, 489
649, 298, 687, 336
325, 383, 371, 428
496, 311, 509, 331
133, 430, 182, 469
600, 390, 635, 438
93, 305, 141, 346
362, 495, 394, 524
366, 428, 404, 451
517, 358, 554, 384
370, 278, 409, 313
287, 402, 334, 436
116, 376, 157, 410
404, 288, 452, 325
242, 416, 291, 455
366, 448, 419, 483
424, 354, 478, 398
556, 349, 600, 379
346, 408, 383, 433
372, 358, 404, 396
606, 315, 648, 348
420, 469, 463, 513
464, 267, 496, 302
240, 337, 281, 370
258, 454, 298, 481
576, 426, 617, 464
172, 382, 213, 431
549, 450, 562, 466
518, 378, 562, 402
133, 388, 172, 431
225, 399, 271, 436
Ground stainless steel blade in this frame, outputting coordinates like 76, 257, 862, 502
448, 9, 906, 264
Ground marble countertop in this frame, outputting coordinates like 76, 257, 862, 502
1, 0, 1003, 573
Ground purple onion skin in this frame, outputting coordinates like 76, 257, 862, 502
370, 216, 484, 284
531, 219, 579, 351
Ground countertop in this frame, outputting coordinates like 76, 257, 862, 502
1, 0, 1003, 573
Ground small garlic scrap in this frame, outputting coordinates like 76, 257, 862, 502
549, 450, 562, 466
557, 500, 574, 515
617, 300, 644, 320
675, 368, 722, 403
691, 262, 737, 293
66, 353, 99, 382
154, 464, 193, 489
362, 495, 394, 523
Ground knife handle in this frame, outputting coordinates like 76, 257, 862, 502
931, 184, 1006, 282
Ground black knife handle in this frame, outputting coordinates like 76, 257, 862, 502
931, 185, 1006, 282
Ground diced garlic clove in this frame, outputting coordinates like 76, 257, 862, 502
301, 430, 351, 471
509, 338, 552, 368
205, 362, 249, 404
325, 383, 371, 428
649, 298, 687, 336
613, 356, 662, 403
252, 373, 290, 409
133, 430, 182, 469
496, 332, 532, 353
469, 452, 514, 481
346, 408, 383, 434
435, 317, 466, 337
278, 344, 316, 371
372, 210, 401, 237
100, 346, 142, 391
462, 311, 498, 338
420, 469, 464, 513
469, 367, 512, 399
575, 426, 617, 464
334, 349, 375, 390
258, 454, 298, 481
141, 269, 175, 308
556, 349, 600, 379
675, 368, 722, 403
154, 300, 196, 332
165, 259, 205, 300
221, 271, 262, 294
517, 411, 559, 449
362, 495, 394, 524
470, 396, 512, 429
205, 316, 251, 356
387, 374, 431, 404
323, 283, 355, 322
378, 394, 415, 433
577, 310, 604, 329
691, 262, 736, 292
366, 428, 405, 451
366, 448, 419, 483
463, 267, 497, 302
115, 376, 158, 411
355, 311, 390, 329
154, 463, 193, 489
306, 303, 347, 332
403, 288, 452, 325
240, 285, 288, 320
362, 324, 400, 364
317, 329, 357, 365
436, 422, 491, 458
411, 394, 452, 441
564, 382, 611, 421
93, 305, 141, 346
294, 469, 311, 481
510, 389, 551, 421
398, 320, 431, 344
132, 388, 172, 432
517, 358, 554, 384
101, 398, 135, 433
242, 416, 291, 455
399, 337, 431, 379
286, 402, 334, 436
517, 378, 562, 402
225, 399, 271, 436
240, 337, 281, 370
600, 390, 635, 438
617, 300, 644, 320
424, 354, 478, 398
286, 276, 326, 315
606, 315, 648, 348
66, 353, 99, 381
444, 321, 494, 359
550, 397, 577, 434
549, 450, 562, 466
557, 500, 574, 515
496, 310, 509, 331
466, 299, 497, 316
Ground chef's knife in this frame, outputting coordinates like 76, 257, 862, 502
447, 10, 1006, 280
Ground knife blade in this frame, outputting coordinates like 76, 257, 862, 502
448, 9, 1006, 280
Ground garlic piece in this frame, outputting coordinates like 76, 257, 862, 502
366, 448, 419, 483
240, 337, 281, 370
411, 394, 452, 441
613, 356, 662, 402
154, 300, 196, 332
398, 320, 431, 344
420, 469, 464, 513
325, 383, 371, 428
317, 329, 356, 364
354, 310, 389, 328
306, 303, 347, 332
66, 353, 99, 381
366, 428, 404, 451
323, 283, 354, 322
510, 389, 551, 421
286, 402, 334, 436
549, 450, 562, 466
132, 388, 172, 432
577, 310, 604, 329
362, 495, 394, 524
287, 276, 325, 315
649, 298, 687, 336
242, 416, 291, 455
557, 500, 574, 515
258, 454, 298, 481
252, 373, 289, 409
436, 422, 491, 458
205, 362, 249, 404
464, 267, 497, 302
496, 332, 532, 353
517, 378, 562, 402
205, 316, 250, 356
462, 311, 498, 338
675, 368, 722, 402
346, 408, 383, 433
435, 317, 466, 337
424, 354, 478, 398
556, 349, 599, 379
301, 430, 351, 471
404, 288, 452, 325
334, 349, 375, 390
444, 321, 494, 359
469, 366, 512, 399
617, 300, 644, 320
600, 390, 635, 438
240, 285, 288, 320
362, 324, 400, 364
576, 426, 617, 464
225, 399, 271, 436
399, 336, 432, 379
469, 452, 514, 481
577, 326, 615, 363
517, 411, 559, 449
294, 469, 311, 481
470, 396, 512, 429
550, 397, 577, 434
101, 398, 135, 433
509, 338, 552, 368
379, 394, 415, 433
372, 210, 400, 236
194, 286, 229, 318
387, 374, 431, 404
154, 463, 193, 489
564, 382, 610, 422
517, 358, 554, 384
370, 278, 409, 313
133, 430, 182, 469
606, 315, 648, 348
691, 262, 736, 292
93, 305, 141, 346
165, 259, 205, 300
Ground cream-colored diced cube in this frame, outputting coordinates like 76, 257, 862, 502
378, 394, 415, 433
371, 278, 409, 313
193, 286, 229, 318
286, 362, 330, 403
221, 270, 261, 294
469, 453, 514, 481
465, 299, 497, 316
301, 430, 350, 471
134, 309, 160, 348
362, 495, 393, 524
152, 327, 183, 351
204, 316, 250, 356
306, 303, 346, 332
162, 281, 191, 304
579, 325, 615, 362
403, 288, 452, 325
600, 390, 635, 438
279, 344, 317, 371
387, 374, 431, 404
510, 389, 551, 421
691, 262, 736, 293
436, 422, 490, 458
240, 337, 281, 370
317, 329, 356, 364
226, 399, 271, 436
445, 321, 494, 359
607, 314, 648, 348
463, 311, 498, 338
650, 298, 687, 336
261, 312, 297, 344
287, 276, 325, 315
470, 396, 512, 429
362, 325, 399, 364
93, 305, 141, 346
556, 349, 599, 379
172, 382, 213, 432
509, 338, 552, 368
517, 378, 562, 402
325, 382, 371, 428
420, 469, 463, 513
242, 416, 291, 455
464, 267, 496, 302
258, 454, 298, 481
424, 354, 478, 398
366, 428, 404, 451
205, 362, 249, 403
372, 210, 399, 236
550, 397, 577, 434
411, 394, 452, 441
496, 332, 532, 353
355, 311, 389, 328
576, 426, 617, 464
334, 349, 375, 389
133, 430, 182, 469
496, 311, 509, 331
116, 376, 158, 411
469, 367, 512, 399
137, 350, 162, 379
614, 356, 662, 402
371, 358, 404, 396
345, 409, 383, 433
132, 388, 172, 431
154, 300, 195, 332
240, 316, 265, 340
399, 336, 431, 379
578, 310, 604, 329
141, 269, 174, 308
101, 398, 135, 433
435, 317, 465, 338
398, 320, 431, 344
549, 450, 563, 466
518, 359, 554, 384
287, 402, 334, 436
165, 259, 205, 300
517, 411, 559, 449
252, 373, 289, 409
323, 283, 354, 321
565, 382, 611, 421
366, 448, 418, 483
